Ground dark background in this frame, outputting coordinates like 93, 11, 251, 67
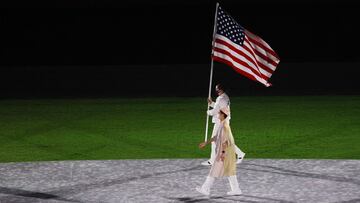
0, 0, 359, 98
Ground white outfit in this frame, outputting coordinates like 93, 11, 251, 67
207, 93, 245, 164
196, 120, 242, 196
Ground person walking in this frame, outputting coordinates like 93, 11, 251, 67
196, 107, 242, 196
202, 84, 245, 166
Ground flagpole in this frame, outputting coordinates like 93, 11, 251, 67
204, 2, 219, 142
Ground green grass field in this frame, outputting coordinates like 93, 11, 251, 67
1, 95, 359, 163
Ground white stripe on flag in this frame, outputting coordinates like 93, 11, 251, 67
213, 51, 270, 86
214, 41, 272, 78
215, 34, 277, 72
245, 30, 280, 63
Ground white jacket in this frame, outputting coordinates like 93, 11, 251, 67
207, 93, 231, 124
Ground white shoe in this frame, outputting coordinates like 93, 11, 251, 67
201, 160, 212, 166
236, 153, 245, 164
196, 186, 210, 196
227, 189, 242, 195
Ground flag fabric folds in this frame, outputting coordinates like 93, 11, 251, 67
212, 6, 280, 87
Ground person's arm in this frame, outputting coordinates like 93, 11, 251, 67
208, 98, 215, 108
199, 136, 216, 149
207, 98, 220, 116
207, 109, 215, 116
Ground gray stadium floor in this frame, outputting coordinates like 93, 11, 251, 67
0, 159, 359, 203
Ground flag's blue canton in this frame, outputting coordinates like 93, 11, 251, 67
216, 6, 245, 46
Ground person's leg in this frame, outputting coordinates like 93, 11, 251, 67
227, 175, 242, 195
234, 145, 246, 164
196, 176, 215, 195
209, 125, 218, 163
201, 123, 219, 166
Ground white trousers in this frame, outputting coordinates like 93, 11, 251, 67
209, 122, 245, 164
200, 176, 215, 193
227, 175, 241, 192
200, 175, 241, 193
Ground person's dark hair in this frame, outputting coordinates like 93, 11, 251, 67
220, 110, 228, 119
216, 83, 226, 92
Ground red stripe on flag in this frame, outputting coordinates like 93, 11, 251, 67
244, 38, 279, 67
214, 37, 274, 81
240, 40, 275, 74
245, 30, 280, 60
214, 38, 271, 74
213, 47, 266, 80
212, 55, 268, 86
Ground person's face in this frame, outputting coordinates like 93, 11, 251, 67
215, 86, 222, 95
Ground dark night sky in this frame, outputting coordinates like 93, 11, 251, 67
1, 0, 359, 65
0, 0, 359, 98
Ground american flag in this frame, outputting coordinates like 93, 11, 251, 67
212, 6, 280, 87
